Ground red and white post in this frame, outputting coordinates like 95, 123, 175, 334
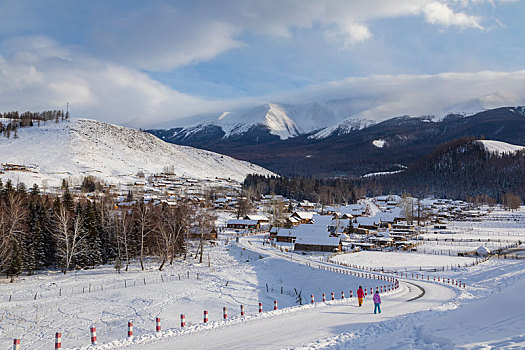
240, 305, 245, 316
156, 317, 161, 332
204, 310, 209, 323
311, 294, 315, 304
223, 307, 228, 319
13, 339, 20, 350
322, 293, 326, 302
90, 326, 97, 345
341, 291, 345, 299
181, 314, 186, 327
331, 292, 335, 300
55, 332, 62, 349
259, 302, 263, 313
350, 290, 353, 298
128, 321, 133, 337
274, 300, 278, 310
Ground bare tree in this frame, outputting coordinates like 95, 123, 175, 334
114, 210, 133, 272
133, 200, 154, 270
53, 203, 87, 274
194, 209, 217, 264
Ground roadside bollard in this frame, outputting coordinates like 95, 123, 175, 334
90, 326, 97, 345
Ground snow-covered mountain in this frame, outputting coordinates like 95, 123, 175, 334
0, 119, 274, 187
154, 101, 365, 141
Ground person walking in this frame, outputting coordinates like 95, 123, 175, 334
373, 290, 381, 314
357, 286, 365, 307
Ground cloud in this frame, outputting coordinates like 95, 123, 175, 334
424, 2, 483, 29
83, 0, 490, 71
0, 36, 242, 126
275, 70, 525, 121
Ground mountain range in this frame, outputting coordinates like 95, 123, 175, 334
148, 105, 525, 177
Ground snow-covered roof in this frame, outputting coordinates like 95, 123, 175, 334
292, 211, 315, 220
226, 219, 259, 225
356, 216, 381, 227
244, 214, 270, 221
278, 215, 339, 246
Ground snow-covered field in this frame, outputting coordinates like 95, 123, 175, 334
1, 208, 525, 349
331, 251, 478, 271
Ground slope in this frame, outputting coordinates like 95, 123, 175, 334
0, 119, 274, 187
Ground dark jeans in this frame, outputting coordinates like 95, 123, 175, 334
374, 303, 381, 314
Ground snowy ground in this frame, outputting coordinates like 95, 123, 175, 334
331, 251, 478, 271
2, 208, 525, 349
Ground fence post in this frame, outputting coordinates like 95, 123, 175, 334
274, 300, 278, 310
204, 310, 208, 323
128, 321, 133, 337
259, 302, 263, 313
55, 332, 61, 349
156, 317, 161, 332
180, 314, 186, 327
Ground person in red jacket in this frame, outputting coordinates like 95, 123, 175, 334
357, 286, 365, 306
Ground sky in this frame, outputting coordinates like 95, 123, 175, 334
0, 0, 524, 127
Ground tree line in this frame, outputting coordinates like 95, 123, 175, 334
1, 110, 69, 139
243, 174, 365, 205
0, 179, 212, 282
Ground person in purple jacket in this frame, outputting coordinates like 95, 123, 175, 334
373, 290, 381, 314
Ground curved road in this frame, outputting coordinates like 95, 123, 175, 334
127, 237, 456, 350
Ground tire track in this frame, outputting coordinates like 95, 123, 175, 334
405, 281, 425, 301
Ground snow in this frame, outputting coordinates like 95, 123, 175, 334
477, 139, 525, 155
2, 204, 525, 349
332, 251, 477, 271
372, 139, 386, 148
362, 170, 403, 178
0, 119, 274, 187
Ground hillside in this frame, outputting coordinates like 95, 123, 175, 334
364, 137, 525, 200
0, 119, 274, 187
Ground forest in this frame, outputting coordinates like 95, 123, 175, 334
244, 137, 525, 206
0, 179, 213, 281
362, 137, 525, 203
0, 110, 69, 139
243, 174, 365, 205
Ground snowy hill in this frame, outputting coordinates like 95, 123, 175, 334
0, 119, 274, 187
477, 140, 525, 155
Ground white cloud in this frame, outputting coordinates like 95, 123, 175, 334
0, 36, 239, 126
275, 70, 525, 121
424, 2, 483, 29
85, 0, 490, 71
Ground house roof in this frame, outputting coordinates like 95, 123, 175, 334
280, 214, 339, 246
356, 216, 381, 227
226, 219, 259, 225
244, 214, 270, 221
292, 211, 315, 220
